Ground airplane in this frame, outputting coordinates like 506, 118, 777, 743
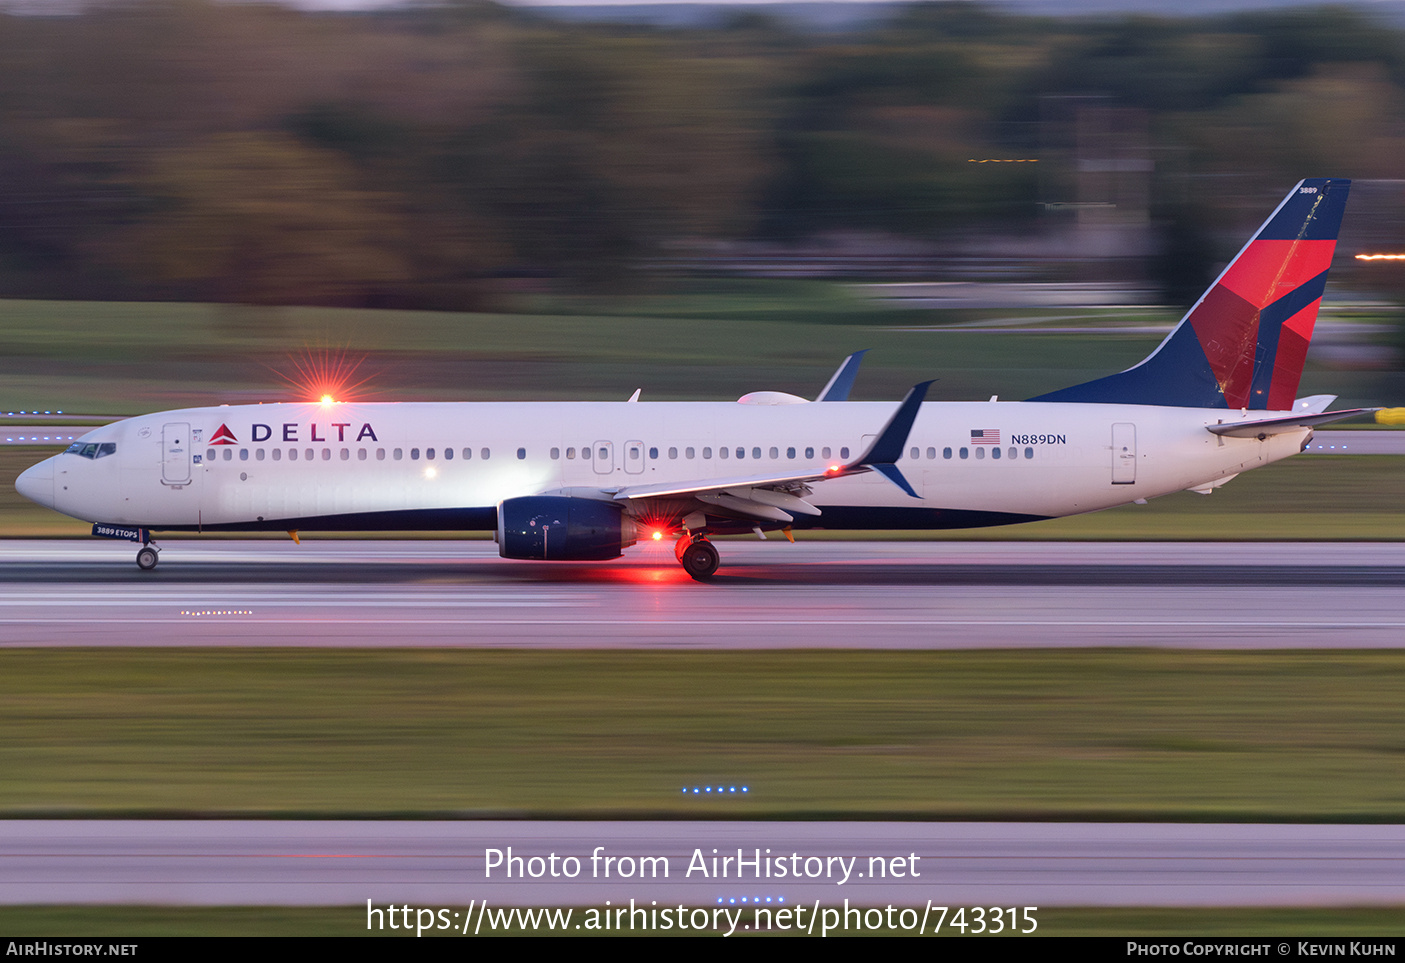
15, 178, 1373, 581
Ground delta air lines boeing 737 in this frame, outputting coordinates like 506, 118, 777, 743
15, 179, 1371, 579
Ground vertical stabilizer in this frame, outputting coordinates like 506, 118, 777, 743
1030, 178, 1350, 409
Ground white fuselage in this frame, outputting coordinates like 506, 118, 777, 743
21, 399, 1307, 532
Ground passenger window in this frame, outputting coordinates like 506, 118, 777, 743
305, 448, 313, 461
206, 448, 215, 461
992, 447, 1002, 460
976, 448, 985, 460
393, 448, 403, 460
840, 447, 850, 459
411, 448, 420, 460
719, 447, 728, 459
910, 447, 918, 460
482, 448, 490, 460
463, 448, 472, 460
550, 447, 560, 459
1009, 447, 1017, 460
340, 448, 349, 460
256, 449, 266, 461
223, 448, 232, 461
959, 448, 968, 459
427, 448, 435, 460
649, 447, 658, 459
322, 448, 331, 461
377, 449, 386, 461
927, 447, 936, 460
943, 447, 952, 459
805, 447, 814, 459
737, 447, 746, 459
240, 449, 249, 461
444, 448, 453, 460
289, 449, 298, 461
566, 448, 575, 459
668, 447, 677, 459
751, 447, 760, 459
769, 447, 778, 459
358, 449, 367, 461
821, 447, 831, 459
686, 447, 695, 459
1025, 447, 1034, 459
787, 447, 795, 459
272, 448, 282, 461
597, 448, 608, 461
702, 447, 711, 459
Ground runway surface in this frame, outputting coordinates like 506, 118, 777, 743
1305, 431, 1405, 454
3, 539, 1405, 648
3, 821, 1403, 909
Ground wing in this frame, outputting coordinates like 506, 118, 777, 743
610, 381, 934, 524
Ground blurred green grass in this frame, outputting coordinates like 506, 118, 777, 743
0, 290, 1396, 411
5, 649, 1405, 821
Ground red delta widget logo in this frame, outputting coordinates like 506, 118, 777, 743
209, 422, 380, 444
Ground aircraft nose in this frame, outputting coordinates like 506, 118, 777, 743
15, 457, 54, 508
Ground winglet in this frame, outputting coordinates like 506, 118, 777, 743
854, 381, 933, 465
842, 380, 933, 497
816, 350, 868, 402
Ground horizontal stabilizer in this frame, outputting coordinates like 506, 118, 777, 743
1294, 394, 1337, 414
1207, 408, 1378, 437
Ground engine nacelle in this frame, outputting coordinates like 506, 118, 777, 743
497, 496, 637, 561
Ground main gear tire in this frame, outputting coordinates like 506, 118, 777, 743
680, 539, 720, 581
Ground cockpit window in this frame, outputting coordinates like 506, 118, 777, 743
63, 442, 116, 459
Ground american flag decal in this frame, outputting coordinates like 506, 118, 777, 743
970, 429, 1000, 445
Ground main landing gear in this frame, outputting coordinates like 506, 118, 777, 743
136, 540, 160, 571
675, 533, 720, 582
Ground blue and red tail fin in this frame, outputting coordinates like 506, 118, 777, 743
1030, 178, 1350, 409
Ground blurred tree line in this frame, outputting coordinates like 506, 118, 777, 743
2, 0, 1404, 309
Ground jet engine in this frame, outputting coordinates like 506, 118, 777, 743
496, 496, 637, 561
